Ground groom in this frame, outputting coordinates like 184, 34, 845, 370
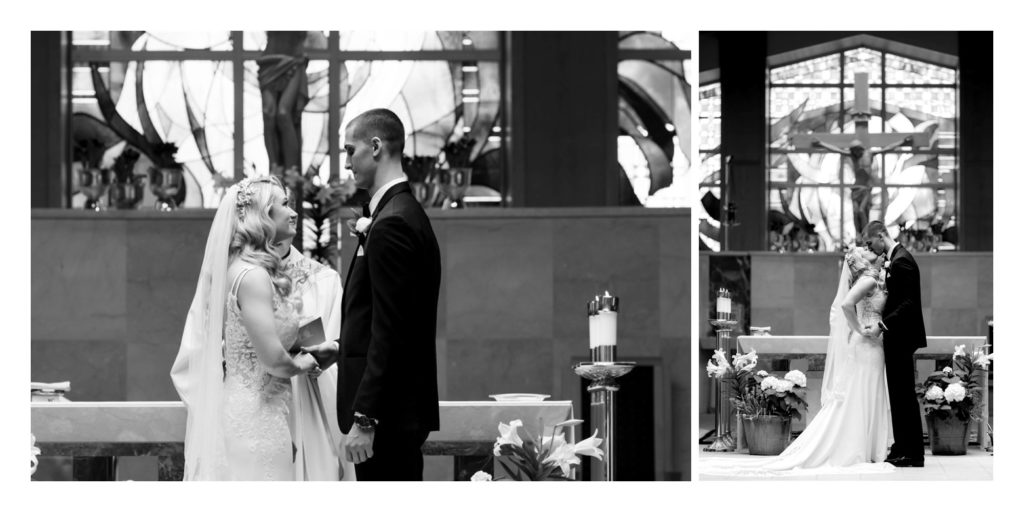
306, 108, 441, 480
862, 221, 926, 467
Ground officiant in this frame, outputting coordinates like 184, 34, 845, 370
274, 221, 356, 481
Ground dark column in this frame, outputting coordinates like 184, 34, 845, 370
718, 32, 768, 250
31, 31, 68, 208
958, 31, 993, 251
509, 32, 619, 207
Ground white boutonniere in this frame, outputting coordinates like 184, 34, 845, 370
355, 217, 372, 235
346, 212, 372, 240
883, 260, 891, 270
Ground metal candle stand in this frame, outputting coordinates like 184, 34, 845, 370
573, 356, 634, 482
705, 312, 738, 452
574, 291, 633, 481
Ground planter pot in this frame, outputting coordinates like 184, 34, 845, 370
109, 178, 146, 210
742, 415, 792, 456
927, 414, 969, 455
148, 166, 185, 211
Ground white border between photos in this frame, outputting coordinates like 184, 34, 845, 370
2, 1, 1020, 510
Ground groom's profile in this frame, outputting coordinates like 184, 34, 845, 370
304, 108, 441, 480
862, 221, 926, 467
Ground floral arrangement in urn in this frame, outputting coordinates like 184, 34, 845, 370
707, 348, 808, 455
917, 345, 992, 422
477, 419, 604, 481
916, 345, 992, 455
707, 348, 809, 420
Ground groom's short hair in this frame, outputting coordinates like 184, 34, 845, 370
863, 220, 889, 240
351, 108, 405, 157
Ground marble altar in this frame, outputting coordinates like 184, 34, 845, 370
31, 400, 575, 481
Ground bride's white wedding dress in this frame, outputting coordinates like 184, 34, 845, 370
702, 267, 894, 477
220, 265, 300, 480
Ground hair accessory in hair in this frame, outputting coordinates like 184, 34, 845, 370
235, 178, 255, 220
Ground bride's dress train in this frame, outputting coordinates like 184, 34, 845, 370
702, 269, 895, 477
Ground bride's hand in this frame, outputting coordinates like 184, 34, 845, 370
294, 353, 320, 375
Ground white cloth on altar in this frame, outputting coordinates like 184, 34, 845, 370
282, 248, 356, 481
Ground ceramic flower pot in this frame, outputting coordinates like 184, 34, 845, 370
742, 415, 792, 456
927, 414, 969, 455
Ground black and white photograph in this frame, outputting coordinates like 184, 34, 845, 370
28, 30, 693, 482
696, 31, 994, 480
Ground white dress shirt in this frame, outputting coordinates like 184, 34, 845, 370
369, 176, 408, 215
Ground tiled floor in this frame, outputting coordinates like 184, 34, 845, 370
698, 449, 993, 480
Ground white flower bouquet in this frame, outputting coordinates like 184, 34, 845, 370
916, 345, 992, 422
707, 348, 809, 420
481, 419, 604, 481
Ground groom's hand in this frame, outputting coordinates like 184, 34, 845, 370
345, 423, 375, 464
864, 324, 882, 339
300, 340, 340, 367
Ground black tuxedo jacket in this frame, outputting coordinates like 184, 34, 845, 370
337, 182, 441, 434
882, 245, 927, 352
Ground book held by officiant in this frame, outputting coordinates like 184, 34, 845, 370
291, 317, 327, 354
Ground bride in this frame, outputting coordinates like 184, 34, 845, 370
171, 175, 333, 480
703, 246, 894, 476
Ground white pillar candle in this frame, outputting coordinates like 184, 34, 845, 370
594, 310, 617, 347
588, 300, 599, 349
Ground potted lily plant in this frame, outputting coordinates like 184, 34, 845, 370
708, 348, 808, 455
916, 345, 993, 455
477, 418, 604, 481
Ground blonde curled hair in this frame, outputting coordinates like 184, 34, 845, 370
229, 175, 294, 303
845, 246, 881, 284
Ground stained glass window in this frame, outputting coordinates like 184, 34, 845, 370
617, 32, 691, 208
698, 82, 721, 251
68, 31, 504, 210
767, 46, 958, 252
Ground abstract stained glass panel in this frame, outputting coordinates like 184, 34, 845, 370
698, 82, 721, 251
617, 31, 691, 208
71, 59, 234, 209
767, 45, 958, 252
69, 31, 504, 209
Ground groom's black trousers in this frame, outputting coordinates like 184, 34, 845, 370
884, 346, 925, 459
354, 427, 430, 481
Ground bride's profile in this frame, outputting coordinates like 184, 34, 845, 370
702, 246, 895, 476
170, 175, 322, 480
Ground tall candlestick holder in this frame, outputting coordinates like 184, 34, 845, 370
576, 291, 631, 481
706, 306, 738, 452
573, 359, 634, 481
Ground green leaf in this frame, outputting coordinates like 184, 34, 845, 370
498, 459, 523, 481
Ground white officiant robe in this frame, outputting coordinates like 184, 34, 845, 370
282, 249, 356, 481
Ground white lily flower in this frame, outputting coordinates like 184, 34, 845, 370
471, 471, 492, 481
953, 345, 966, 358
542, 440, 580, 476
31, 433, 40, 476
573, 429, 605, 460
495, 419, 525, 449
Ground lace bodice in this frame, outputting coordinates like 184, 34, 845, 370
220, 265, 300, 480
223, 267, 300, 395
856, 276, 887, 325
